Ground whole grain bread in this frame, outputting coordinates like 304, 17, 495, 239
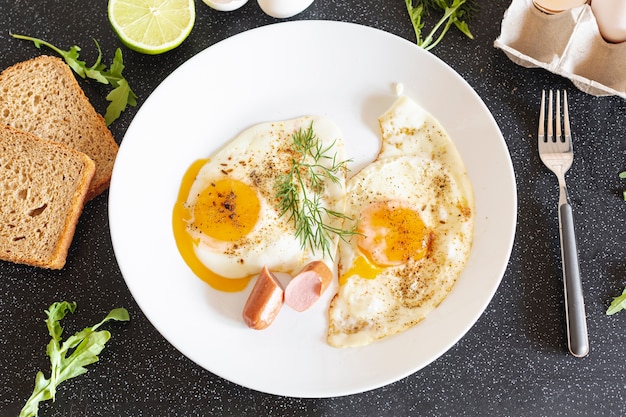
0, 55, 118, 200
0, 125, 95, 269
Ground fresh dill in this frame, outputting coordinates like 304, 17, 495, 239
275, 123, 358, 259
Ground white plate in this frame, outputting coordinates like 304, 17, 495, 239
109, 21, 516, 398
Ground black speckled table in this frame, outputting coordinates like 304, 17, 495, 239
2, 1, 626, 416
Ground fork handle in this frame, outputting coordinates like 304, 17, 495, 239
559, 202, 589, 358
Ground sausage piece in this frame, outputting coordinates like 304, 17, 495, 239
284, 261, 333, 312
242, 266, 284, 329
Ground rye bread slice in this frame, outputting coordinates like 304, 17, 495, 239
0, 55, 118, 200
0, 125, 95, 269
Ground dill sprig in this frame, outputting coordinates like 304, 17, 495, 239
275, 123, 357, 258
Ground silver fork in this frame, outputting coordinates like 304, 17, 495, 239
538, 89, 589, 358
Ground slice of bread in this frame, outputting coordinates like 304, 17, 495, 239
0, 55, 118, 200
0, 125, 95, 269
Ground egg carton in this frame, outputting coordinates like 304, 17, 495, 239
494, 0, 626, 98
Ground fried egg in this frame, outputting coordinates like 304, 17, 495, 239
172, 116, 346, 292
327, 95, 474, 347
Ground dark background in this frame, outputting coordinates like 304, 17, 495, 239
2, 0, 626, 415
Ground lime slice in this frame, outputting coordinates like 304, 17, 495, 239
108, 0, 195, 55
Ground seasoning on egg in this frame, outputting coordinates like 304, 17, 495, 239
172, 116, 347, 292
327, 95, 474, 348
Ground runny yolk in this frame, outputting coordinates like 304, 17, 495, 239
340, 200, 431, 284
172, 159, 258, 292
339, 254, 384, 285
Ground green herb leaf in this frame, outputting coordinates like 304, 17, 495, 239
275, 123, 359, 259
405, 0, 479, 50
10, 33, 137, 126
19, 302, 130, 417
619, 171, 626, 179
105, 79, 135, 126
607, 288, 626, 315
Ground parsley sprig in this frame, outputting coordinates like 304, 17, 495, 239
11, 33, 137, 126
20, 301, 130, 417
405, 0, 479, 51
275, 123, 358, 259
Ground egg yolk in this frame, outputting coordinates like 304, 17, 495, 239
339, 254, 384, 285
339, 200, 431, 284
357, 200, 431, 267
172, 159, 258, 292
191, 178, 261, 241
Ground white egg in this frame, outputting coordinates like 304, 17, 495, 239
202, 0, 248, 12
174, 116, 346, 289
327, 95, 474, 348
257, 0, 314, 18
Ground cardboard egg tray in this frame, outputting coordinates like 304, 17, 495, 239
494, 0, 626, 98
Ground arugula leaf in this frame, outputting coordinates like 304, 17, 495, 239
405, 0, 479, 51
102, 49, 138, 125
607, 288, 626, 315
10, 33, 137, 126
19, 302, 130, 417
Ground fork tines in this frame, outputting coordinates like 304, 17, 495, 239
539, 89, 570, 143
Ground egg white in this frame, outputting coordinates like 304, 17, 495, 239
185, 116, 346, 279
327, 95, 475, 348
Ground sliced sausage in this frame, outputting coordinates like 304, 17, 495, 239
242, 266, 284, 329
284, 261, 333, 312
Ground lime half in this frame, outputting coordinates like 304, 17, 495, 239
108, 0, 195, 55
